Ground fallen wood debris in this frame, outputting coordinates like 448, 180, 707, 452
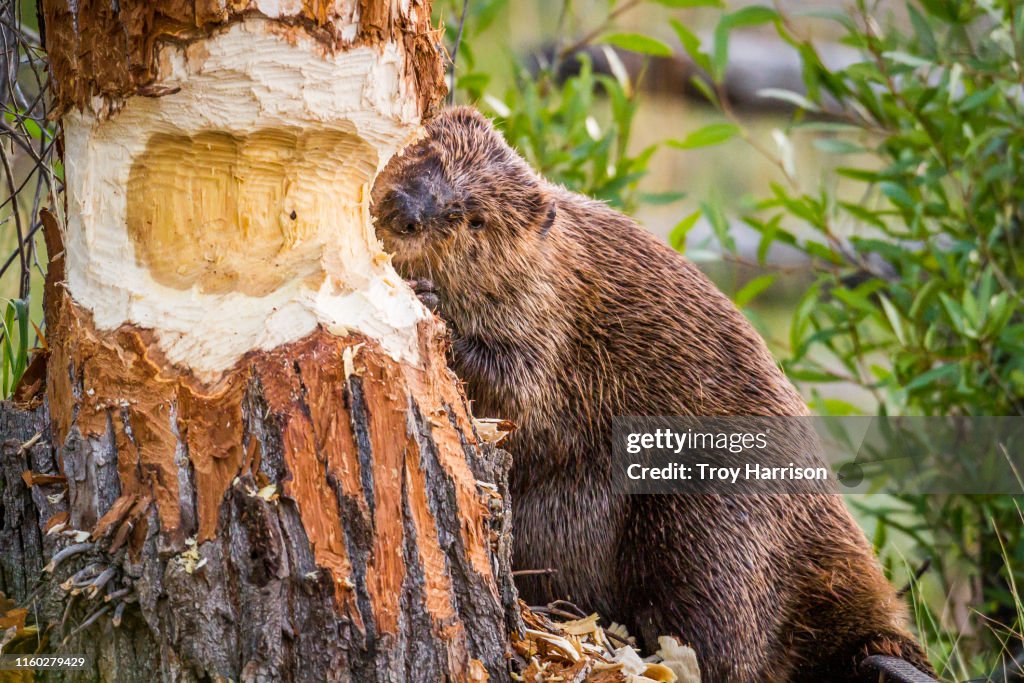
514, 602, 701, 683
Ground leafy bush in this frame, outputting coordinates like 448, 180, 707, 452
436, 0, 679, 212
0, 2, 55, 399
673, 0, 1024, 676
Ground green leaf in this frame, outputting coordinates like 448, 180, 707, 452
903, 363, 958, 392
638, 190, 687, 205
668, 210, 701, 251
839, 201, 886, 229
833, 288, 879, 316
712, 6, 779, 79
938, 293, 965, 334
756, 88, 819, 112
455, 72, 490, 95
13, 299, 27, 383
670, 19, 711, 73
956, 85, 998, 113
718, 5, 779, 28
813, 138, 864, 154
908, 279, 942, 319
907, 4, 938, 57
668, 122, 740, 149
734, 274, 776, 308
752, 215, 787, 263
790, 8, 855, 29
787, 368, 846, 383
881, 51, 933, 69
688, 75, 719, 106
789, 285, 821, 361
836, 167, 881, 183
818, 398, 862, 416
916, 0, 956, 21
880, 182, 916, 208
700, 195, 734, 251
878, 295, 907, 346
602, 33, 674, 57
794, 122, 862, 134
3, 110, 45, 141
1, 303, 11, 396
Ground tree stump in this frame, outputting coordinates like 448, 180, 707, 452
0, 2, 520, 680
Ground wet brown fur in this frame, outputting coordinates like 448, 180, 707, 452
371, 107, 934, 682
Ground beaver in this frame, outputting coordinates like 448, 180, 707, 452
370, 106, 935, 683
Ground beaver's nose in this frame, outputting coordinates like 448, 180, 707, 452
389, 181, 442, 236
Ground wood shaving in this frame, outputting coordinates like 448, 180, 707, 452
177, 537, 204, 575
256, 484, 278, 502
473, 418, 516, 445
655, 637, 701, 683
514, 604, 701, 683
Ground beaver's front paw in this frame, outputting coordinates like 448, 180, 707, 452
408, 278, 440, 312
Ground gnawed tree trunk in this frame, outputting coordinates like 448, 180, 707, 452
0, 2, 520, 680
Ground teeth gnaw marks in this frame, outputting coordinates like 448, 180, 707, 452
127, 128, 375, 297
62, 20, 430, 379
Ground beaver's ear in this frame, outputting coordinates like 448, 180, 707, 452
538, 196, 557, 237
433, 105, 493, 132
453, 105, 492, 126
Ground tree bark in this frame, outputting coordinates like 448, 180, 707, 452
0, 2, 520, 680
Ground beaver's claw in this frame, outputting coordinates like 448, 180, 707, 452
408, 278, 440, 312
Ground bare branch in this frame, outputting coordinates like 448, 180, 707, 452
447, 0, 470, 105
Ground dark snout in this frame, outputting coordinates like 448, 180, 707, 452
386, 185, 438, 236
376, 170, 457, 237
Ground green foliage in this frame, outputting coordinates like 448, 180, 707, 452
685, 0, 1024, 674
710, 6, 779, 79
435, 0, 678, 212
0, 0, 57, 399
603, 32, 674, 57
668, 122, 740, 149
489, 58, 665, 211
1, 298, 30, 397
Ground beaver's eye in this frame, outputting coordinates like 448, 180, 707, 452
468, 217, 486, 231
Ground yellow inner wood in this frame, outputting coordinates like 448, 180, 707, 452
127, 128, 376, 296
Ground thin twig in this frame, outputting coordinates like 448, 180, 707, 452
0, 115, 49, 167
896, 557, 931, 598
62, 604, 111, 645
447, 0, 471, 105
44, 542, 97, 573
548, 0, 574, 77
512, 568, 558, 577
529, 605, 583, 622
548, 600, 588, 618
103, 587, 132, 603
0, 8, 40, 44
603, 628, 631, 647
112, 600, 127, 627
0, 133, 28, 297
0, 216, 42, 279
558, 0, 642, 60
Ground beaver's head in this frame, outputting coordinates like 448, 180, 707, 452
370, 107, 552, 283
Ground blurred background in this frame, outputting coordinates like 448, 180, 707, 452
2, 0, 1023, 679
